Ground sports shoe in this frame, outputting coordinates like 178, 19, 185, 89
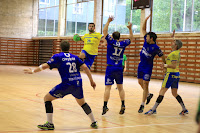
102, 106, 109, 115
146, 93, 153, 105
138, 105, 144, 113
179, 109, 189, 115
37, 121, 54, 130
144, 109, 157, 115
119, 106, 125, 115
90, 121, 98, 129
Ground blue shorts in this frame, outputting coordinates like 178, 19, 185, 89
105, 66, 123, 85
49, 82, 84, 99
81, 50, 96, 69
162, 72, 180, 89
137, 64, 152, 81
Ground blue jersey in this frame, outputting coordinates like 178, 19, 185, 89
105, 34, 131, 67
140, 35, 163, 67
47, 52, 84, 85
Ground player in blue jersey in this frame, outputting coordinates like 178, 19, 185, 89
24, 41, 98, 130
138, 14, 166, 113
102, 16, 133, 115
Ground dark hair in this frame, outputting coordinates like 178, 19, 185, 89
60, 41, 70, 52
147, 32, 157, 42
112, 31, 120, 40
175, 40, 182, 49
88, 23, 95, 27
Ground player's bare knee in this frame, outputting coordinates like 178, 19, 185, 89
143, 81, 149, 86
172, 91, 178, 97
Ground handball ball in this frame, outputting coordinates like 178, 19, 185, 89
73, 34, 81, 42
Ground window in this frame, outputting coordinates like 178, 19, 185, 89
193, 0, 200, 31
73, 3, 83, 14
153, 0, 200, 33
103, 0, 141, 34
66, 0, 94, 36
152, 0, 171, 33
38, 0, 59, 36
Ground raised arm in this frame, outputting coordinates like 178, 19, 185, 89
23, 63, 50, 74
103, 16, 114, 37
142, 14, 151, 36
80, 64, 96, 89
127, 22, 133, 41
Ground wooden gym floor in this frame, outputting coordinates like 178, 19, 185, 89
0, 65, 199, 133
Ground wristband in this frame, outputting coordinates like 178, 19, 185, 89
39, 65, 43, 71
164, 64, 168, 68
32, 69, 35, 74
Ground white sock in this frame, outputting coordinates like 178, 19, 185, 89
141, 102, 145, 106
46, 113, 53, 124
88, 112, 95, 123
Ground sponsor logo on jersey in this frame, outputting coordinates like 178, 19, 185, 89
141, 47, 152, 58
62, 57, 75, 61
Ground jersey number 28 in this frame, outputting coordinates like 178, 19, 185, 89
66, 62, 77, 73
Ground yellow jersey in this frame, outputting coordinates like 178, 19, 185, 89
81, 32, 102, 55
166, 50, 180, 72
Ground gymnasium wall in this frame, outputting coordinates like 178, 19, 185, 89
51, 36, 200, 84
0, 35, 199, 83
0, 0, 38, 38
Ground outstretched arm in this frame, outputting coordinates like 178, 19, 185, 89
81, 64, 96, 89
127, 22, 133, 41
103, 16, 114, 37
23, 63, 49, 74
142, 14, 151, 36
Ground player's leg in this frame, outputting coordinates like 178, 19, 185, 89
171, 88, 188, 115
138, 69, 153, 104
145, 73, 171, 115
75, 98, 98, 129
145, 87, 168, 115
79, 50, 86, 61
37, 93, 58, 130
102, 85, 112, 115
117, 84, 125, 114
138, 72, 152, 113
138, 79, 149, 113
115, 68, 125, 114
84, 54, 96, 69
102, 66, 114, 115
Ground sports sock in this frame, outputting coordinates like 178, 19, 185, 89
176, 95, 186, 110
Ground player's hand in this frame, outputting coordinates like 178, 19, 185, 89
100, 43, 107, 47
124, 68, 126, 72
163, 68, 167, 73
171, 29, 175, 38
127, 22, 132, 29
23, 68, 34, 74
90, 81, 96, 90
160, 63, 164, 69
108, 16, 114, 22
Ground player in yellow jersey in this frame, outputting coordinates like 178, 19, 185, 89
145, 31, 188, 115
76, 23, 102, 69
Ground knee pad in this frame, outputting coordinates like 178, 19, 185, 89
156, 95, 164, 103
81, 103, 92, 115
